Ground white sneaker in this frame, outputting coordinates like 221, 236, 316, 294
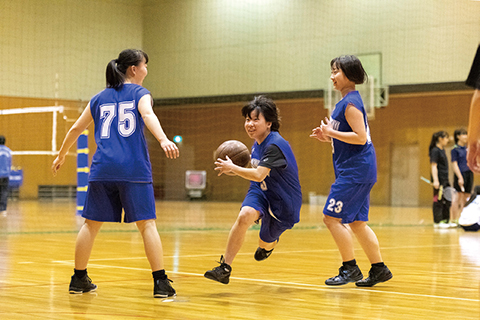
0, 210, 6, 216
434, 222, 450, 229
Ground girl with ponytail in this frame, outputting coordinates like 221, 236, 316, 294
52, 49, 178, 298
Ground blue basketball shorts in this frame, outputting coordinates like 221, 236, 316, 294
82, 181, 156, 223
242, 186, 293, 243
323, 180, 375, 224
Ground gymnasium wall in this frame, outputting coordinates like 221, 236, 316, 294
0, 0, 144, 100
0, 0, 141, 199
0, 90, 474, 205
1, 0, 478, 100
149, 89, 474, 207
142, 0, 480, 98
0, 0, 479, 206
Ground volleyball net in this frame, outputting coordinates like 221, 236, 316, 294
0, 106, 81, 156
0, 105, 84, 204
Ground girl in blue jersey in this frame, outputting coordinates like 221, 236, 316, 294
451, 129, 473, 226
52, 49, 179, 298
204, 96, 302, 284
310, 55, 392, 287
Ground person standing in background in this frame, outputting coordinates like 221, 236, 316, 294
429, 131, 451, 228
451, 129, 473, 227
0, 135, 12, 216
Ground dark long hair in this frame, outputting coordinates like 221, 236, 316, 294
330, 55, 367, 84
106, 49, 149, 89
429, 131, 449, 155
241, 95, 280, 132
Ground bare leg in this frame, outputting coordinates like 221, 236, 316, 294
136, 219, 164, 271
75, 219, 103, 270
452, 192, 469, 222
461, 192, 471, 210
223, 206, 260, 265
349, 221, 382, 264
323, 215, 355, 262
450, 192, 462, 222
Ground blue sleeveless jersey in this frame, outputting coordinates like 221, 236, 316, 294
89, 84, 153, 182
330, 91, 377, 183
250, 131, 302, 225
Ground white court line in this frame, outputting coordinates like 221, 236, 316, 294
52, 260, 479, 303
52, 249, 341, 263
52, 243, 459, 264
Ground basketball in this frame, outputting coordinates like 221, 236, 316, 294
214, 140, 250, 167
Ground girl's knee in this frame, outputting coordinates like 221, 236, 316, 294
323, 214, 341, 228
84, 219, 103, 232
238, 207, 260, 225
136, 219, 156, 232
349, 221, 367, 232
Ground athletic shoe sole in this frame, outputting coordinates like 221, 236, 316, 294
204, 273, 229, 284
356, 272, 393, 287
69, 286, 97, 294
154, 293, 176, 298
325, 274, 363, 286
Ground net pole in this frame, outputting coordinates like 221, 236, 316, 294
76, 130, 89, 216
52, 110, 57, 152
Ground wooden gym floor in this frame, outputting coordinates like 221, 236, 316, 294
0, 200, 479, 319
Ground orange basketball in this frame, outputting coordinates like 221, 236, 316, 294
214, 140, 250, 167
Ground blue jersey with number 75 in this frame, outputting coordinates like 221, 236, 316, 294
88, 84, 153, 182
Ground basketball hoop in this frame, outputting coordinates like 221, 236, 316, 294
324, 75, 389, 120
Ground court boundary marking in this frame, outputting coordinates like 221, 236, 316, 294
0, 223, 451, 236
50, 242, 462, 264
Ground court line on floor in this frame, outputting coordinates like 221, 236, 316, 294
52, 243, 460, 264
0, 223, 439, 236
52, 260, 479, 303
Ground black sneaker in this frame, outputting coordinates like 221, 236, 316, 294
204, 256, 232, 284
356, 265, 392, 287
154, 277, 176, 298
69, 274, 97, 294
254, 247, 274, 261
325, 265, 363, 286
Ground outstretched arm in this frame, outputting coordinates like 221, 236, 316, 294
52, 103, 93, 176
214, 156, 270, 182
138, 94, 179, 159
467, 90, 480, 172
